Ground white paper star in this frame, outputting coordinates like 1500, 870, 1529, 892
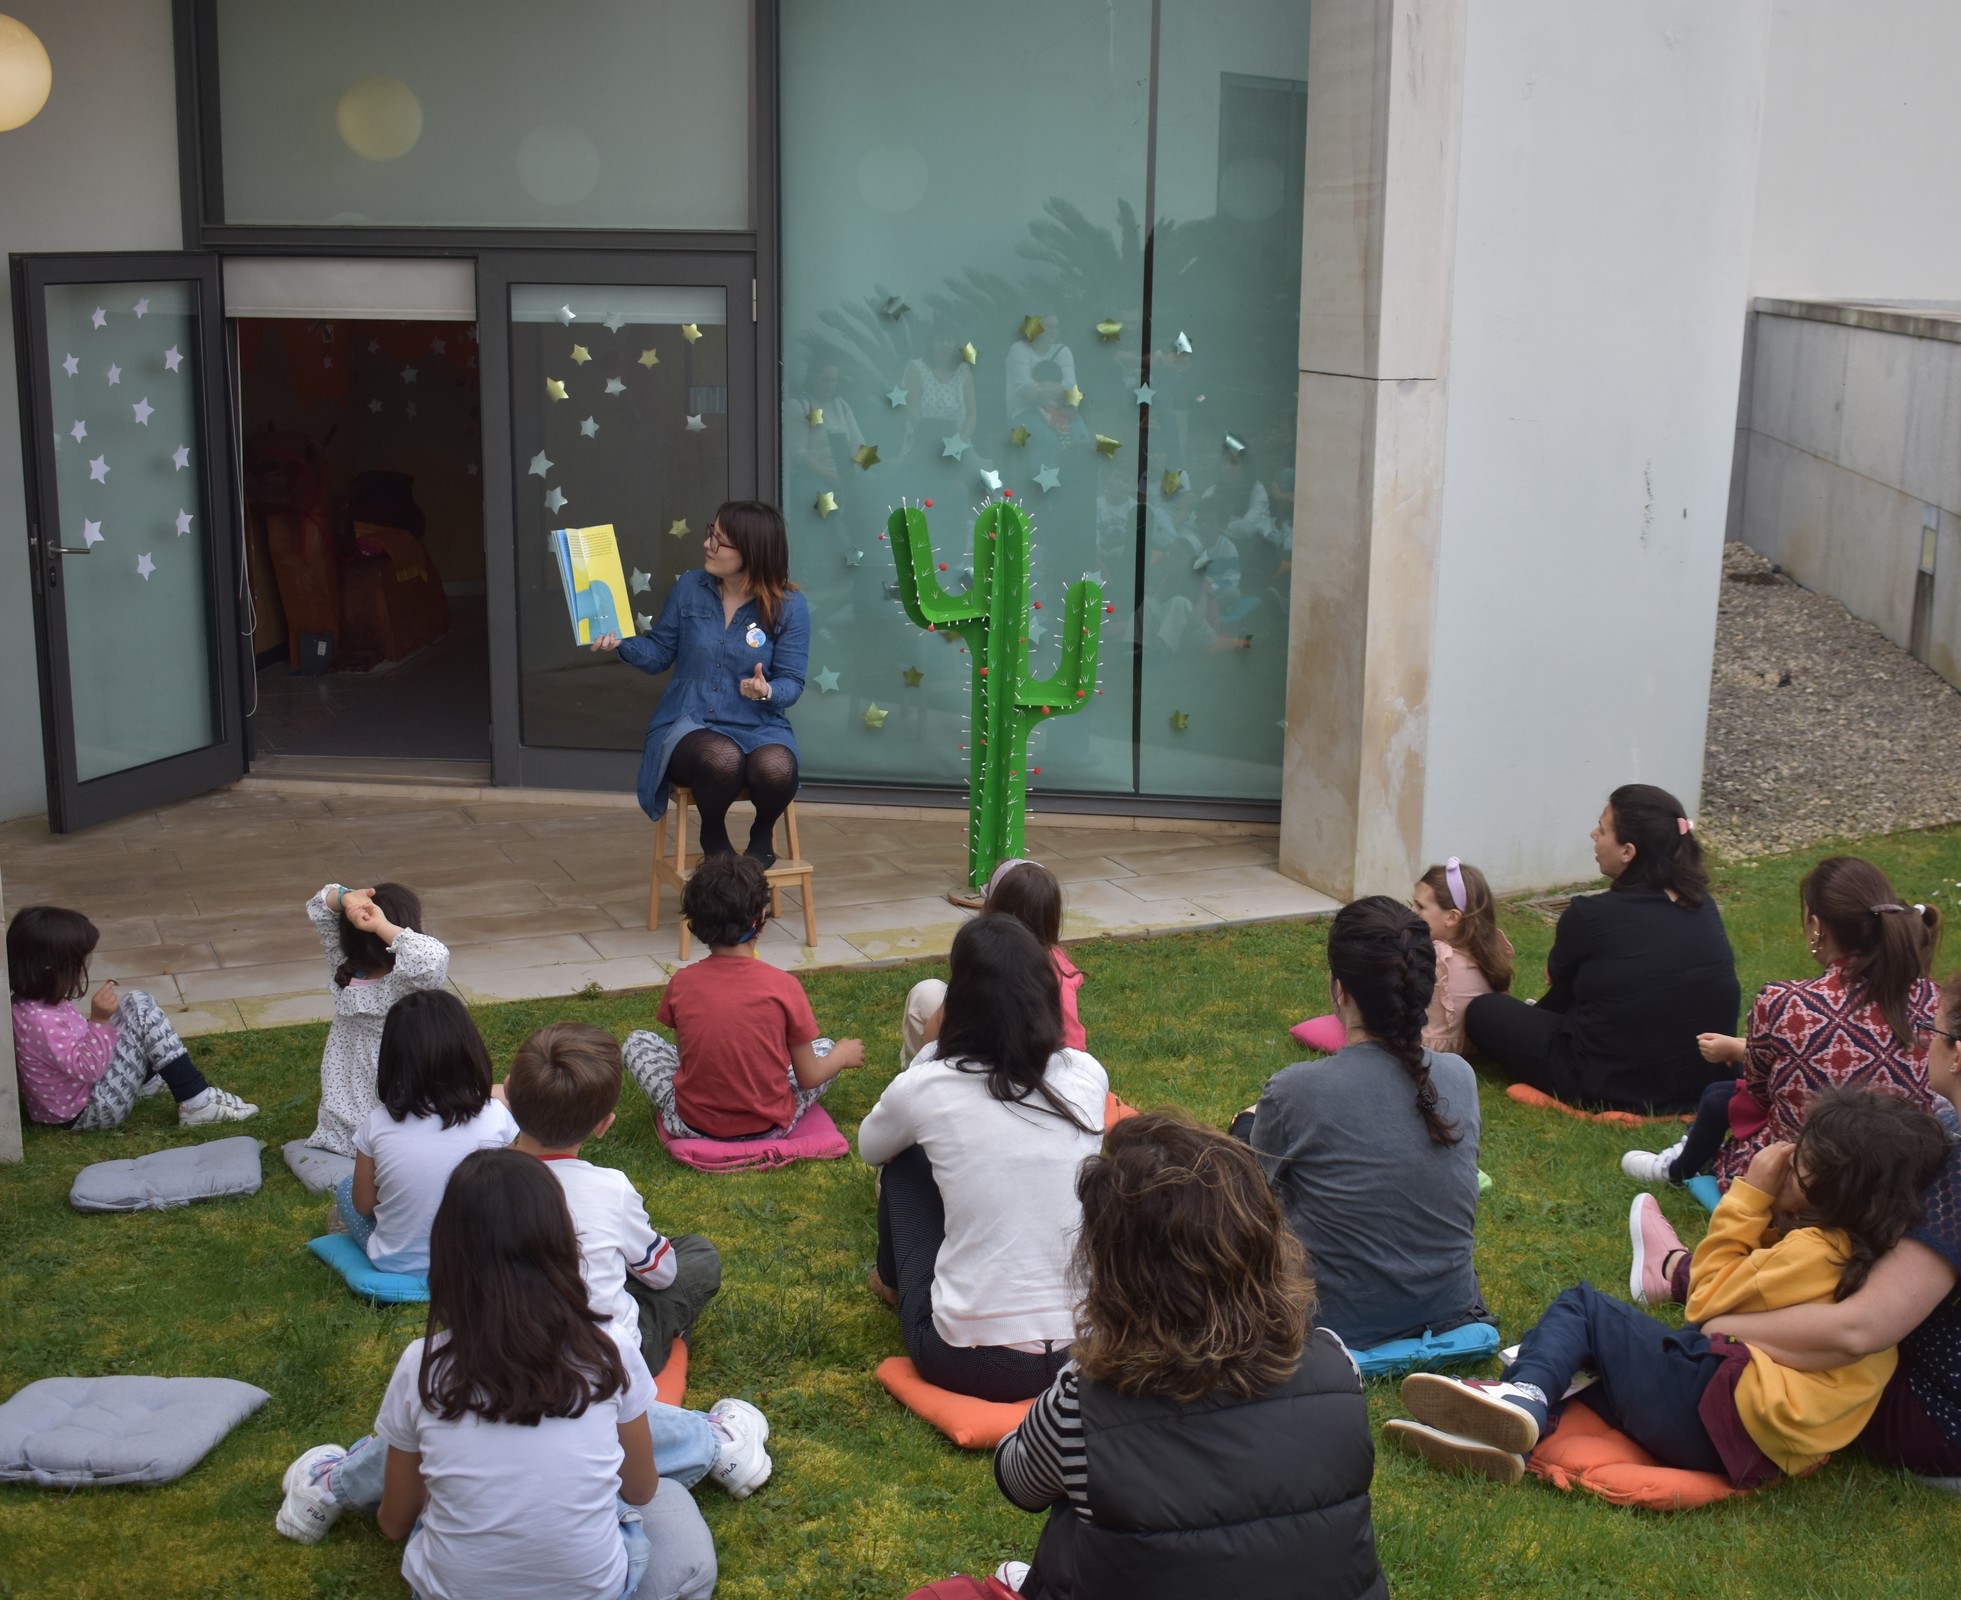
69, 420, 86, 443
528, 451, 553, 477
136, 553, 155, 579
88, 455, 109, 482
815, 667, 841, 693
171, 444, 190, 470
580, 416, 598, 437
367, 339, 380, 354
886, 386, 908, 408
979, 467, 1003, 493
431, 337, 446, 354
105, 364, 121, 386
163, 346, 182, 373
405, 402, 417, 418
132, 298, 149, 319
545, 487, 568, 513
604, 377, 625, 395
603, 312, 626, 332
684, 414, 706, 432
368, 399, 382, 414
90, 307, 107, 329
558, 304, 576, 324
942, 434, 967, 459
1134, 384, 1155, 406
635, 612, 653, 630
401, 367, 417, 385
1035, 465, 1061, 491
1175, 331, 1193, 354
61, 354, 78, 377
82, 519, 103, 547
175, 509, 192, 536
630, 568, 652, 594
844, 548, 864, 567
131, 398, 154, 425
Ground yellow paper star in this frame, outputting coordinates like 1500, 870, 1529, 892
570, 344, 591, 365
1095, 319, 1123, 340
1094, 434, 1121, 457
681, 323, 702, 344
1162, 468, 1186, 497
1063, 385, 1084, 407
667, 519, 690, 538
806, 406, 824, 427
814, 491, 838, 518
852, 444, 880, 470
1009, 425, 1031, 447
545, 378, 568, 401
1020, 314, 1045, 342
958, 341, 977, 365
637, 348, 660, 368
902, 665, 923, 687
863, 703, 888, 729
1170, 709, 1190, 731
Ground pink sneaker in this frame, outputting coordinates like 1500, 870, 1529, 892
1629, 1192, 1684, 1306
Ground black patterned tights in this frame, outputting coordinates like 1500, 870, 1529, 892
667, 729, 799, 862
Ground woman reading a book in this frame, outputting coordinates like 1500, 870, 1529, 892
591, 500, 809, 866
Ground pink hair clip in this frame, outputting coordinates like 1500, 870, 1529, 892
1676, 817, 1694, 836
1445, 856, 1468, 912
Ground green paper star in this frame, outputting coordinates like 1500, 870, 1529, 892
814, 491, 838, 518
637, 348, 660, 368
681, 323, 703, 344
902, 665, 923, 687
1094, 434, 1121, 457
1063, 384, 1084, 407
570, 344, 591, 365
667, 519, 690, 538
1095, 319, 1123, 340
1162, 468, 1185, 497
1170, 709, 1190, 732
1009, 425, 1031, 447
544, 378, 568, 401
806, 405, 825, 427
1020, 314, 1045, 342
958, 341, 977, 365
853, 444, 880, 469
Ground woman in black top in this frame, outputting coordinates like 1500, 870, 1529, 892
1465, 784, 1740, 1114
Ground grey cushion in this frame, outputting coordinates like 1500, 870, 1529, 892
69, 1136, 263, 1213
282, 1138, 354, 1194
0, 1376, 270, 1486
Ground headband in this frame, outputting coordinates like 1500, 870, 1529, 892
986, 857, 1036, 897
1676, 817, 1694, 836
1445, 856, 1468, 913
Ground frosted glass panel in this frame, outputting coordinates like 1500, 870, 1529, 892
44, 282, 217, 781
215, 1, 751, 230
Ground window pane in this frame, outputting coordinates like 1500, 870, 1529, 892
44, 281, 217, 781
781, 0, 1151, 795
215, 1, 751, 230
508, 286, 730, 749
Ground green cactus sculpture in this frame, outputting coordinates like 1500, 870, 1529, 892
887, 498, 1104, 890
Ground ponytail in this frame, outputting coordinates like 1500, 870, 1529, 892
1802, 857, 1944, 1048
1327, 896, 1462, 1146
1606, 784, 1709, 908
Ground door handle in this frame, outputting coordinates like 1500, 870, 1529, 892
50, 545, 93, 556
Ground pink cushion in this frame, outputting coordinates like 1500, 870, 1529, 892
653, 1103, 850, 1171
1289, 1014, 1347, 1054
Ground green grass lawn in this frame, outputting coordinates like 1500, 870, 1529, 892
5, 826, 1961, 1599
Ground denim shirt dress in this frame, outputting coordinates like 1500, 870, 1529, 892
617, 568, 810, 820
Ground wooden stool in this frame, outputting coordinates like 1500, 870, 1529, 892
647, 786, 818, 956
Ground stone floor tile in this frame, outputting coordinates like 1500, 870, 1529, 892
176, 959, 335, 1004
89, 915, 163, 950
1188, 884, 1341, 922
752, 933, 886, 972
209, 927, 338, 969
235, 991, 340, 1029
162, 998, 248, 1038
418, 881, 560, 917
446, 933, 605, 976
1116, 863, 1305, 902
434, 905, 623, 945
1101, 840, 1280, 875
577, 924, 689, 962
450, 955, 667, 1004
102, 972, 186, 1004
93, 942, 221, 979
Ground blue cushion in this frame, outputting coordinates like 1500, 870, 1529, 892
1351, 1320, 1502, 1379
1685, 1175, 1722, 1213
307, 1234, 428, 1304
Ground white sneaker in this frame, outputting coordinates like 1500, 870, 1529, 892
994, 1560, 1033, 1591
706, 1397, 772, 1498
1400, 1373, 1546, 1454
180, 1087, 258, 1127
274, 1444, 346, 1544
1383, 1418, 1526, 1485
1620, 1137, 1686, 1186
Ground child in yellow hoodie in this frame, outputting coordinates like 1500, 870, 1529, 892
1384, 1087, 1947, 1487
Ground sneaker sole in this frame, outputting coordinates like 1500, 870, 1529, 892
1385, 1420, 1525, 1485
1399, 1373, 1539, 1455
1628, 1192, 1652, 1304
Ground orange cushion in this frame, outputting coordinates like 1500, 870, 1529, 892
653, 1339, 688, 1408
1104, 1092, 1139, 1126
875, 1357, 1034, 1450
1526, 1400, 1743, 1510
1505, 1083, 1694, 1129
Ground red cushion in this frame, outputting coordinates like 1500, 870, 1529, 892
1526, 1400, 1743, 1510
653, 1338, 687, 1408
654, 1104, 850, 1171
875, 1357, 1034, 1450
1505, 1083, 1694, 1128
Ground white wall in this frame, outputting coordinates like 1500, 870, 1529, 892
0, 0, 182, 823
1420, 2, 1771, 890
1752, 0, 1961, 302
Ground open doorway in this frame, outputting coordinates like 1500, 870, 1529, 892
235, 315, 489, 765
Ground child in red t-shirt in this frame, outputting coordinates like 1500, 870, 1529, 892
626, 854, 864, 1139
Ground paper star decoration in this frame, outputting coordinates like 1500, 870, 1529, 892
602, 311, 626, 332
1223, 433, 1247, 460
1034, 465, 1061, 492
544, 487, 568, 512
1171, 710, 1190, 731
638, 348, 660, 368
132, 298, 149, 318
88, 455, 109, 482
1096, 319, 1123, 340
136, 552, 155, 579
368, 398, 383, 414
958, 342, 977, 365
814, 491, 838, 518
667, 520, 690, 538
843, 548, 863, 567
1133, 384, 1155, 406
604, 377, 625, 395
685, 414, 706, 432
545, 378, 568, 400
1029, 613, 1046, 643
431, 337, 446, 353
1175, 332, 1193, 354
852, 443, 880, 469
886, 385, 908, 408
806, 405, 825, 427
1063, 385, 1083, 407
1009, 425, 1031, 447
61, 354, 78, 377
902, 665, 924, 687
1020, 314, 1045, 341
941, 434, 967, 459
163, 346, 182, 373
681, 323, 702, 343
175, 509, 192, 536
82, 519, 103, 547
90, 307, 107, 329
579, 416, 599, 438
134, 403, 158, 431
106, 364, 121, 386
172, 444, 190, 470
630, 568, 653, 593
528, 451, 553, 477
68, 420, 86, 442
367, 339, 380, 353
570, 344, 591, 365
815, 667, 841, 693
405, 400, 419, 418
558, 304, 576, 324
1094, 434, 1121, 457
634, 612, 653, 631
1162, 468, 1186, 496
862, 703, 888, 729
401, 366, 418, 385
882, 295, 908, 319
979, 467, 1003, 493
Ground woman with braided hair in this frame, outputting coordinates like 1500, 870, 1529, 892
1244, 896, 1492, 1349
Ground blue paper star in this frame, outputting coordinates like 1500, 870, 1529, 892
942, 434, 967, 459
1034, 465, 1061, 492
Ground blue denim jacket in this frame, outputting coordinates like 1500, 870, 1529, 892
618, 568, 809, 819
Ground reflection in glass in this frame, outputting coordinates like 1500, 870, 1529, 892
508, 286, 729, 750
44, 281, 216, 781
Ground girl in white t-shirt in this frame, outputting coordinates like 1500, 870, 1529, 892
334, 991, 518, 1275
277, 1147, 716, 1600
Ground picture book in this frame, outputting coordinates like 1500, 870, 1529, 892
550, 523, 637, 646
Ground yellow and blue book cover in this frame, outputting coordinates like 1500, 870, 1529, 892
550, 523, 637, 646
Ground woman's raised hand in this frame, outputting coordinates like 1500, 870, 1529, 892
589, 632, 622, 653
740, 662, 771, 700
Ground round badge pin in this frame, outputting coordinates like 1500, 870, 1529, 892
744, 623, 766, 649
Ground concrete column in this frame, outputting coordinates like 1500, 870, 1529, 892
1280, 0, 1464, 900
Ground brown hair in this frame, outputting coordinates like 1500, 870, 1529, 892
6, 905, 98, 1004
1606, 784, 1709, 908
713, 499, 797, 634
1417, 861, 1513, 993
1072, 1111, 1314, 1403
506, 1022, 623, 1148
1800, 856, 1942, 1049
1791, 1087, 1949, 1301
1326, 897, 1460, 1145
334, 882, 425, 989
984, 861, 1063, 948
421, 1148, 627, 1425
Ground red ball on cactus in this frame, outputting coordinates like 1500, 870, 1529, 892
923, 498, 933, 506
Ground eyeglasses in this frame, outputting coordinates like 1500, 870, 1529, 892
1917, 1023, 1961, 1046
704, 527, 728, 551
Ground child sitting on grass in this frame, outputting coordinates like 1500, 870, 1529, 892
305, 881, 449, 1156
1387, 1087, 1948, 1490
335, 991, 517, 1275
625, 853, 864, 1140
507, 1020, 771, 1499
7, 904, 254, 1128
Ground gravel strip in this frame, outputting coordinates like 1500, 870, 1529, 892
1700, 542, 1961, 858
